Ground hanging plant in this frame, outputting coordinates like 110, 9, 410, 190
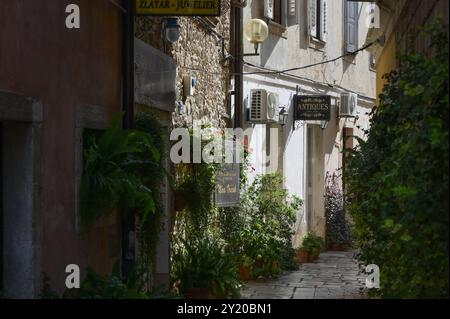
80, 113, 160, 227
133, 111, 168, 270
344, 22, 449, 298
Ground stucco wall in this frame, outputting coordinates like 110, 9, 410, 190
243, 0, 376, 98
0, 0, 123, 295
242, 0, 376, 244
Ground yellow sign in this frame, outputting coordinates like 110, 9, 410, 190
135, 0, 221, 16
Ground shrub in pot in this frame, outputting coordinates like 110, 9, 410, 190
294, 248, 310, 264
301, 233, 324, 261
230, 173, 303, 278
237, 256, 253, 281
172, 238, 240, 299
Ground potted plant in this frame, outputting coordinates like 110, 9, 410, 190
172, 239, 241, 299
299, 233, 324, 262
294, 247, 310, 264
238, 256, 253, 281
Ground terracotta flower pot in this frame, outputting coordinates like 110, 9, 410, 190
295, 249, 310, 264
238, 265, 253, 281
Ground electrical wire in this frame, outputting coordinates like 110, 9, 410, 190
135, 26, 380, 99
241, 39, 379, 76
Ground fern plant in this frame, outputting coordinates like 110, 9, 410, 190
80, 113, 160, 227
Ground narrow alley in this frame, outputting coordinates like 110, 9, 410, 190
241, 251, 368, 299
0, 0, 447, 303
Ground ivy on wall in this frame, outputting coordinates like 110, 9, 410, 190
345, 22, 449, 298
80, 112, 166, 276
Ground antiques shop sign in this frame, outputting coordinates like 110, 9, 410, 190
294, 95, 331, 121
215, 164, 240, 207
136, 0, 221, 16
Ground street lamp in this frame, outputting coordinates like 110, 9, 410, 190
244, 19, 269, 56
278, 107, 288, 126
162, 17, 181, 44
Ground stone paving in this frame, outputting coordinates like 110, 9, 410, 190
241, 251, 368, 299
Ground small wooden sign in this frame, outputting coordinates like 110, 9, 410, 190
294, 95, 331, 121
215, 163, 240, 207
135, 0, 221, 16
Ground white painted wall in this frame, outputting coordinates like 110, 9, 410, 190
241, 0, 376, 245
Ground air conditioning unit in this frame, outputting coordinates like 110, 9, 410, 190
340, 92, 358, 118
249, 89, 279, 123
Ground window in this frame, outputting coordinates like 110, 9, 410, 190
309, 0, 328, 42
369, 53, 376, 70
273, 0, 282, 25
265, 0, 298, 30
345, 0, 359, 53
265, 0, 283, 25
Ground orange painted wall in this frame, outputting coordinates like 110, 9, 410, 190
376, 33, 397, 103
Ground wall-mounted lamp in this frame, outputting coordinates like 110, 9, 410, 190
162, 18, 181, 44
278, 107, 288, 126
244, 19, 269, 56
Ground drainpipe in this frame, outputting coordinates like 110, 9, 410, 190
232, 4, 244, 129
121, 0, 135, 279
123, 0, 134, 129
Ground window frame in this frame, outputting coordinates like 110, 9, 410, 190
309, 0, 327, 43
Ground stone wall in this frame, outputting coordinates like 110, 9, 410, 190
135, 3, 232, 129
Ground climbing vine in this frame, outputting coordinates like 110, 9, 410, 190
80, 111, 166, 275
344, 22, 449, 298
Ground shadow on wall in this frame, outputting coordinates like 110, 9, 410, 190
323, 100, 341, 157
248, 0, 283, 67
261, 34, 283, 66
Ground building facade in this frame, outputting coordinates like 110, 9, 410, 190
240, 0, 376, 245
366, 0, 449, 99
133, 4, 233, 288
0, 1, 123, 297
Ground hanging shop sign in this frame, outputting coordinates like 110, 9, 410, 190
294, 95, 331, 121
215, 163, 240, 207
135, 0, 221, 16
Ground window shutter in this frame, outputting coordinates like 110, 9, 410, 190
265, 0, 275, 20
287, 0, 298, 26
288, 0, 296, 17
282, 0, 288, 27
346, 0, 359, 53
320, 0, 327, 42
309, 0, 317, 38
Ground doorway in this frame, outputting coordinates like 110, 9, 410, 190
1, 122, 40, 298
305, 124, 325, 236
0, 122, 3, 294
306, 126, 314, 232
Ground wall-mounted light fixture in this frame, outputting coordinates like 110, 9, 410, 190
278, 107, 288, 126
244, 19, 269, 56
162, 18, 181, 44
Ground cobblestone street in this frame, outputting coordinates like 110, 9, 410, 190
241, 251, 368, 299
